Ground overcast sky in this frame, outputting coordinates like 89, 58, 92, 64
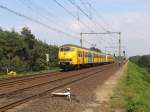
0, 0, 150, 56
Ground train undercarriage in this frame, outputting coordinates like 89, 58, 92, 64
59, 62, 114, 71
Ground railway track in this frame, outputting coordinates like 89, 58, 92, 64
0, 66, 101, 87
0, 64, 113, 96
0, 64, 116, 112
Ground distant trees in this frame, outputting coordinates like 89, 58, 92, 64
138, 55, 150, 69
0, 27, 59, 73
129, 55, 150, 70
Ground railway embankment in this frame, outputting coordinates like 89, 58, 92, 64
111, 62, 150, 112
81, 62, 127, 112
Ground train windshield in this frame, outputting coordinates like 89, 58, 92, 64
60, 47, 74, 51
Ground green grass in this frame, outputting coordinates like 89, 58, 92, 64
0, 72, 6, 77
111, 62, 150, 112
0, 67, 61, 78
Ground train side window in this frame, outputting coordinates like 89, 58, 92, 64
60, 47, 74, 51
85, 52, 88, 57
78, 51, 82, 57
94, 54, 96, 58
78, 51, 80, 57
60, 48, 64, 51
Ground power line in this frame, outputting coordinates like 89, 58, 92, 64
0, 3, 94, 46
52, 0, 112, 47
52, 0, 94, 32
0, 2, 110, 48
51, 0, 99, 45
87, 0, 110, 30
84, 0, 116, 48
19, 0, 79, 36
0, 4, 79, 39
68, 0, 113, 49
77, 0, 108, 32
79, 0, 92, 18
67, 0, 108, 32
78, 2, 114, 50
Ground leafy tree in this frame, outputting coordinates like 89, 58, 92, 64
138, 55, 150, 69
129, 55, 150, 70
0, 27, 3, 32
0, 27, 59, 73
21, 27, 35, 49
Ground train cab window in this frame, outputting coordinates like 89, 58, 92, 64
60, 48, 64, 51
78, 51, 83, 57
60, 47, 74, 51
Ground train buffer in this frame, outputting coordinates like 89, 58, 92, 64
51, 88, 71, 102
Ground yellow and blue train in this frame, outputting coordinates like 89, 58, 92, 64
58, 44, 114, 70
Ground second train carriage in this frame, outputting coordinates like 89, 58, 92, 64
58, 44, 114, 70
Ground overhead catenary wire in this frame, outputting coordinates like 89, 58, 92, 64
52, 0, 95, 32
88, 0, 119, 49
87, 0, 110, 30
20, 0, 94, 46
52, 0, 113, 49
0, 4, 79, 39
79, 0, 92, 18
19, 0, 80, 36
67, 0, 108, 32
51, 0, 98, 46
67, 0, 113, 51
0, 2, 115, 51
85, 0, 115, 47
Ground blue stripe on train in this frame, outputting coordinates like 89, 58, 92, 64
88, 50, 92, 63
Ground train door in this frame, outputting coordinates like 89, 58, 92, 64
82, 51, 84, 64
77, 51, 80, 64
106, 55, 108, 62
88, 50, 92, 63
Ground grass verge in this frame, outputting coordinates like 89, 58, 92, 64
0, 67, 61, 78
111, 62, 150, 112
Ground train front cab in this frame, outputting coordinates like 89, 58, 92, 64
58, 46, 76, 70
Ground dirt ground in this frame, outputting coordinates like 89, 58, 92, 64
84, 63, 128, 112
7, 63, 127, 112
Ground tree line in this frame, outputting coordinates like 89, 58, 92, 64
0, 27, 58, 73
129, 55, 150, 71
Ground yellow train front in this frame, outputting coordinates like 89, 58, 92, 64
58, 44, 114, 70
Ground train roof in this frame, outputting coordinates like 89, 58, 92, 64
60, 44, 112, 56
60, 44, 88, 50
